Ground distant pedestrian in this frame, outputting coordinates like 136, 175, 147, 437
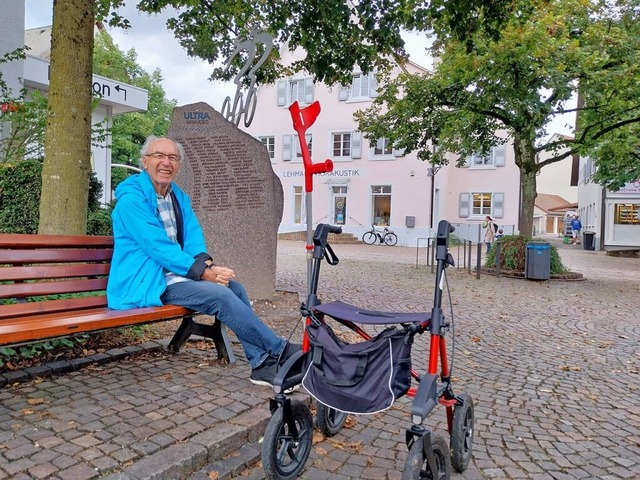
496, 228, 504, 240
571, 215, 582, 244
482, 215, 496, 252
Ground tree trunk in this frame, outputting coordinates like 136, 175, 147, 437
513, 133, 539, 236
38, 0, 95, 235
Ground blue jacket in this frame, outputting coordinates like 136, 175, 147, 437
107, 171, 211, 309
571, 218, 582, 231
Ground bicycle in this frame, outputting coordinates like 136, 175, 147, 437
362, 224, 398, 246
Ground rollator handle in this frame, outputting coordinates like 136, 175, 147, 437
313, 224, 342, 264
435, 220, 454, 262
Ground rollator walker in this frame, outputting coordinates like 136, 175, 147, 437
261, 101, 474, 480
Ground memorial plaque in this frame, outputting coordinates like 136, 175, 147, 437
168, 102, 284, 299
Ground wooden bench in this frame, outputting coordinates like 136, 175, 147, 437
0, 233, 235, 364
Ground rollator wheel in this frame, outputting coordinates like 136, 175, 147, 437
262, 400, 313, 480
450, 393, 474, 473
315, 403, 348, 437
402, 434, 451, 480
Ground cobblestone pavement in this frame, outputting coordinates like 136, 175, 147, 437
1, 236, 639, 480
261, 236, 639, 480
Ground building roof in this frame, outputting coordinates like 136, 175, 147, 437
25, 26, 52, 61
535, 193, 575, 214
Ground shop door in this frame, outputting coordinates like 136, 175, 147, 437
332, 186, 347, 225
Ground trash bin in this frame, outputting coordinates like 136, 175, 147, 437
525, 242, 551, 280
583, 231, 596, 251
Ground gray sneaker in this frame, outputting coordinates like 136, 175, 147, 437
250, 356, 278, 387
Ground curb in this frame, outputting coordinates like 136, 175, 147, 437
100, 392, 309, 480
0, 340, 168, 388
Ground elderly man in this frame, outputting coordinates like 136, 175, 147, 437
107, 136, 298, 387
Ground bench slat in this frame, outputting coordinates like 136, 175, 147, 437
0, 278, 108, 299
0, 249, 113, 263
0, 295, 108, 320
0, 305, 192, 345
0, 233, 113, 248
0, 263, 111, 282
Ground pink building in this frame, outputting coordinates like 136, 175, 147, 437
241, 49, 522, 245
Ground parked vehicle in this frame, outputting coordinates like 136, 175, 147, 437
362, 224, 398, 246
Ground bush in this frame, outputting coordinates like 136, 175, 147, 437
485, 235, 568, 274
0, 160, 41, 233
0, 161, 111, 234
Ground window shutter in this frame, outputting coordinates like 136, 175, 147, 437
492, 192, 504, 218
464, 155, 472, 167
338, 85, 350, 101
277, 80, 287, 107
304, 78, 314, 104
369, 73, 378, 97
282, 134, 292, 161
351, 131, 362, 159
459, 192, 470, 217
493, 144, 506, 167
392, 147, 405, 157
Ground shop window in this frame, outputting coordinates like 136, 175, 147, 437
293, 186, 303, 224
371, 185, 391, 225
614, 203, 640, 225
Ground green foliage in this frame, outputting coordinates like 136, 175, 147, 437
87, 203, 114, 236
136, 0, 514, 86
0, 90, 48, 163
486, 235, 568, 274
0, 336, 89, 370
93, 29, 177, 169
355, 0, 640, 234
0, 162, 110, 234
0, 161, 42, 233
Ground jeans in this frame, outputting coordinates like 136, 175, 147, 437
160, 279, 286, 368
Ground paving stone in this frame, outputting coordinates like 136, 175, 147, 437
1, 241, 639, 480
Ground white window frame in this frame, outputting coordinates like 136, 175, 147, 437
293, 133, 312, 163
257, 136, 275, 160
331, 131, 361, 160
459, 192, 504, 218
465, 144, 506, 168
373, 137, 393, 158
282, 133, 312, 162
332, 132, 352, 158
338, 72, 378, 102
277, 77, 314, 107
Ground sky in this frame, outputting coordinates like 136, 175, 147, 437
24, 1, 432, 111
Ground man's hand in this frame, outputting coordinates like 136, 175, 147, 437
201, 265, 235, 286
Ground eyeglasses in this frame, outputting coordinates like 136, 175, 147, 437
145, 152, 181, 162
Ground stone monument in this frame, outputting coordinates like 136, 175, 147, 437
168, 102, 283, 299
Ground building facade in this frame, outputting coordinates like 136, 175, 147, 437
241, 49, 523, 246
578, 156, 640, 251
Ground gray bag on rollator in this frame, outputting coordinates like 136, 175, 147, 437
302, 322, 413, 415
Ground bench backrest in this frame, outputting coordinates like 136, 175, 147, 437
0, 234, 114, 320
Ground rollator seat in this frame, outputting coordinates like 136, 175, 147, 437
313, 300, 431, 325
